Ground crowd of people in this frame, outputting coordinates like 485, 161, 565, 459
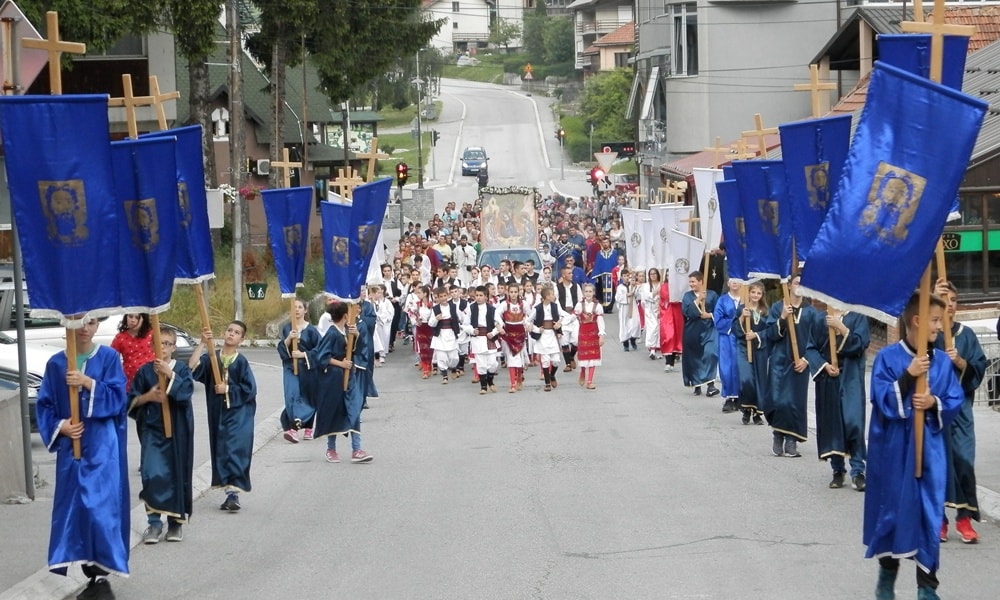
32, 188, 988, 600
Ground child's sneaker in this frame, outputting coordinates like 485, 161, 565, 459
142, 524, 162, 544
351, 450, 374, 463
325, 449, 340, 463
302, 428, 313, 441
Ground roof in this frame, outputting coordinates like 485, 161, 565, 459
660, 133, 781, 179
594, 21, 635, 47
960, 38, 1000, 165
811, 7, 914, 71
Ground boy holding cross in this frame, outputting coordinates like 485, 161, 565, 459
864, 293, 962, 600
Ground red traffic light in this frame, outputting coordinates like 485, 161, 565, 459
590, 166, 606, 184
396, 162, 409, 187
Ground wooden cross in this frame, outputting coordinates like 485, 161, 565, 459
21, 11, 85, 94
678, 211, 700, 237
330, 166, 364, 200
703, 136, 728, 168
149, 75, 180, 131
355, 136, 391, 182
741, 114, 778, 159
793, 64, 838, 118
729, 138, 759, 161
901, 0, 977, 83
271, 147, 303, 188
665, 181, 687, 204
109, 73, 154, 138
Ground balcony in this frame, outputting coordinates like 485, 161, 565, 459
576, 19, 630, 35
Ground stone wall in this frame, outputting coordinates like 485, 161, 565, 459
383, 188, 436, 231
0, 393, 27, 501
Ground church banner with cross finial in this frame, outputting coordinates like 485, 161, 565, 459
732, 159, 791, 281
329, 166, 364, 202
20, 11, 85, 94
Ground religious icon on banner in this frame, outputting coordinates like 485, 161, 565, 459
332, 236, 349, 266
675, 257, 689, 275
125, 198, 160, 251
860, 161, 925, 246
630, 231, 642, 248
177, 181, 192, 229
39, 180, 89, 245
357, 224, 378, 259
757, 199, 780, 235
735, 217, 748, 250
283, 224, 302, 259
804, 163, 830, 210
659, 227, 669, 243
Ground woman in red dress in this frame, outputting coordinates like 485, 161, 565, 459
110, 313, 154, 391
659, 279, 684, 371
574, 283, 606, 390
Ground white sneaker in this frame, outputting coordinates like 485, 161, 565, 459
664, 365, 673, 372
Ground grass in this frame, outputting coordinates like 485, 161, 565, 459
159, 248, 327, 339
441, 63, 505, 83
609, 159, 637, 174
376, 131, 432, 173
378, 101, 444, 129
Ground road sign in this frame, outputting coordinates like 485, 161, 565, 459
602, 146, 612, 153
0, 0, 48, 92
594, 151, 618, 172
524, 71, 533, 81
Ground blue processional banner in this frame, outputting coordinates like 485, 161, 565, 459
261, 187, 313, 298
716, 179, 748, 283
111, 137, 180, 314
321, 200, 354, 301
732, 160, 793, 280
878, 34, 969, 91
347, 178, 393, 299
800, 62, 987, 324
0, 95, 121, 325
141, 125, 215, 282
778, 114, 852, 262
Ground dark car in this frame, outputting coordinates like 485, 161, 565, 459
461, 147, 488, 176
0, 363, 42, 433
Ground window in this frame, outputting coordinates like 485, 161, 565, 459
614, 52, 630, 68
672, 3, 698, 76
453, 21, 459, 29
212, 107, 230, 140
452, 1, 460, 11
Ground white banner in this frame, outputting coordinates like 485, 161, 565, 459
667, 230, 705, 300
620, 207, 651, 271
692, 167, 724, 251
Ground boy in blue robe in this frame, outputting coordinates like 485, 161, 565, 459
865, 293, 963, 600
189, 321, 257, 512
681, 271, 719, 396
806, 303, 870, 490
129, 326, 195, 544
278, 298, 323, 442
933, 280, 987, 544
713, 279, 742, 412
36, 318, 129, 600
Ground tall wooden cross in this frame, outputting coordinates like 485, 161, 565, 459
902, 0, 976, 83
355, 136, 391, 182
148, 75, 180, 131
271, 147, 303, 188
109, 74, 154, 138
330, 166, 364, 200
741, 113, 778, 159
793, 64, 838, 118
900, 0, 977, 478
678, 210, 700, 237
21, 11, 85, 94
730, 138, 759, 161
703, 136, 728, 168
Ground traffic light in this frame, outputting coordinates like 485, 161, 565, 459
556, 128, 566, 145
589, 166, 606, 187
431, 130, 440, 146
396, 162, 409, 188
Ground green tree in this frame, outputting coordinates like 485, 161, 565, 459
542, 16, 574, 65
522, 3, 547, 62
18, 0, 164, 54
306, 1, 444, 105
489, 17, 521, 52
578, 68, 634, 143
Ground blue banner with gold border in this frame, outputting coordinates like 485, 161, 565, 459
261, 187, 313, 298
111, 137, 179, 314
347, 178, 392, 298
800, 62, 987, 324
0, 95, 121, 324
732, 160, 793, 280
321, 200, 355, 301
716, 179, 748, 283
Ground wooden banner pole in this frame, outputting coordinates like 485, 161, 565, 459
149, 314, 172, 438
343, 303, 359, 391
65, 329, 81, 459
290, 298, 299, 375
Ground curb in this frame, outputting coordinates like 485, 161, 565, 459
0, 404, 286, 600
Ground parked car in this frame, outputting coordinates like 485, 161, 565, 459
477, 247, 544, 271
611, 173, 639, 194
0, 332, 60, 433
0, 365, 41, 432
461, 147, 489, 176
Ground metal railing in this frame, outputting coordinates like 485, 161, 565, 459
975, 332, 1000, 408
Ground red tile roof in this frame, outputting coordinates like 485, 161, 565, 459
594, 21, 635, 47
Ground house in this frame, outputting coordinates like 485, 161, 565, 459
568, 0, 633, 72
424, 0, 525, 54
632, 1, 839, 203
581, 20, 635, 73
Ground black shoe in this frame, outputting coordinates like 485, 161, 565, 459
706, 384, 720, 397
752, 413, 764, 425
852, 473, 866, 492
166, 522, 183, 542
829, 472, 846, 489
771, 433, 783, 457
220, 494, 241, 512
693, 386, 702, 396
630, 339, 637, 350
77, 578, 114, 600
741, 410, 751, 425
722, 399, 737, 413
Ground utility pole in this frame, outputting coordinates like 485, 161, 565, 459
228, 0, 246, 322
415, 51, 424, 189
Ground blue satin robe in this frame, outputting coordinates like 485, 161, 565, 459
732, 306, 769, 414
864, 341, 963, 572
934, 323, 987, 518
192, 351, 256, 492
277, 322, 323, 429
313, 325, 354, 438
128, 360, 195, 521
36, 346, 129, 576
713, 293, 740, 398
681, 289, 719, 387
765, 301, 816, 441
